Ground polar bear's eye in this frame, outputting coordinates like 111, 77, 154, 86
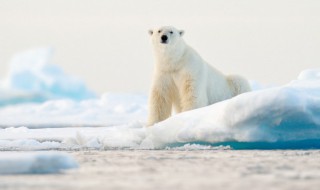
158, 30, 161, 33
170, 31, 173, 34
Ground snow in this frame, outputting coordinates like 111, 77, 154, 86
0, 49, 320, 150
0, 152, 78, 174
0, 93, 147, 127
1, 71, 320, 149
0, 48, 95, 106
144, 76, 320, 149
0, 50, 146, 126
0, 124, 147, 150
298, 68, 320, 80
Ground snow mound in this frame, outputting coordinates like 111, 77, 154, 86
0, 48, 95, 106
0, 152, 78, 174
142, 74, 320, 149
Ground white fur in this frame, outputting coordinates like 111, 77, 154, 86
147, 26, 251, 126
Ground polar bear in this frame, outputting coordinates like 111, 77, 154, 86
147, 26, 251, 126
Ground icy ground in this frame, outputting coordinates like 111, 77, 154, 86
1, 150, 320, 190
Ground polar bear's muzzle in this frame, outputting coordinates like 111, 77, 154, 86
161, 35, 168, 44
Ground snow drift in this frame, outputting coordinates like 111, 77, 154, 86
143, 74, 320, 149
0, 48, 320, 149
0, 152, 78, 174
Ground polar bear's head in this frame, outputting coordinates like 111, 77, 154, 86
148, 26, 185, 51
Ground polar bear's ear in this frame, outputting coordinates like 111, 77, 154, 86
179, 30, 185, 36
148, 30, 153, 36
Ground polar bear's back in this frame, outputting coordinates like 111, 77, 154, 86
204, 64, 251, 104
226, 75, 251, 95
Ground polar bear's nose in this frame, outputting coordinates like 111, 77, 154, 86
161, 35, 168, 43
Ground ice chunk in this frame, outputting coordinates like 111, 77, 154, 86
298, 69, 320, 80
0, 48, 96, 106
0, 152, 78, 174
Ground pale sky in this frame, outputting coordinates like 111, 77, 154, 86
0, 0, 319, 94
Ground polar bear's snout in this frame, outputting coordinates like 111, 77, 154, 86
161, 35, 168, 44
149, 26, 185, 46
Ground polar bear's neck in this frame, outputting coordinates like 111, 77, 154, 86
154, 40, 188, 72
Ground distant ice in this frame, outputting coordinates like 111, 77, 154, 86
0, 49, 146, 126
298, 68, 320, 80
0, 152, 78, 174
0, 48, 95, 106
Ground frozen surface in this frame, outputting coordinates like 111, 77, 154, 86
1, 150, 320, 190
0, 93, 147, 127
0, 48, 95, 106
0, 124, 147, 150
0, 48, 320, 150
0, 152, 78, 174
0, 69, 320, 149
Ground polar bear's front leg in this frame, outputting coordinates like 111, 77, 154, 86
180, 74, 197, 112
147, 80, 173, 126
